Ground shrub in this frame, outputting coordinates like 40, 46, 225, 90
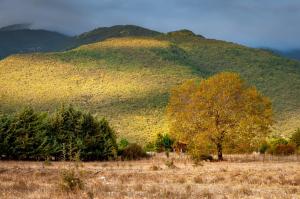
268, 137, 289, 154
117, 138, 129, 156
155, 133, 174, 152
191, 153, 213, 164
269, 137, 288, 146
274, 144, 296, 155
165, 159, 177, 169
144, 142, 156, 152
118, 138, 129, 150
60, 169, 84, 191
149, 165, 161, 171
120, 143, 147, 160
186, 134, 214, 162
259, 142, 269, 154
199, 154, 213, 161
290, 128, 300, 148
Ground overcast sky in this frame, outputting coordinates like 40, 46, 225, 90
0, 0, 299, 50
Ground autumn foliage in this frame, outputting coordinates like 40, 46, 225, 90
167, 72, 273, 160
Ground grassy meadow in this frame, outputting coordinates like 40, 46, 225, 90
0, 34, 300, 143
0, 154, 299, 199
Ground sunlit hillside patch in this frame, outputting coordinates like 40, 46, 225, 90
273, 112, 300, 137
0, 41, 197, 143
79, 37, 170, 49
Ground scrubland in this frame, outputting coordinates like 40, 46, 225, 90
0, 154, 299, 199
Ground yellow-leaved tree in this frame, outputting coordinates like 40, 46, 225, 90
167, 72, 273, 160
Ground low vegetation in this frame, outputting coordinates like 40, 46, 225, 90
119, 143, 147, 160
259, 134, 300, 155
60, 169, 84, 192
0, 155, 299, 199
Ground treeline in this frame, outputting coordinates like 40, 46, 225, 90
1, 104, 299, 162
0, 105, 117, 161
259, 130, 300, 155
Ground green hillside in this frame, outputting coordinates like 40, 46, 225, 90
0, 30, 299, 143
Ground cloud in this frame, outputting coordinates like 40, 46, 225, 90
0, 0, 299, 50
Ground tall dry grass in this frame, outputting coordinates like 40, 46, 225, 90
0, 154, 299, 198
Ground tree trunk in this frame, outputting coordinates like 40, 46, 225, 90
217, 143, 223, 161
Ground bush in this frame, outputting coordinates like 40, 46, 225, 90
290, 128, 300, 148
259, 136, 298, 155
274, 144, 296, 155
117, 138, 129, 156
120, 143, 147, 160
199, 154, 213, 161
60, 169, 84, 191
118, 138, 129, 150
269, 137, 288, 146
192, 154, 213, 164
144, 142, 156, 152
267, 137, 289, 154
259, 142, 269, 154
165, 159, 177, 169
155, 133, 174, 152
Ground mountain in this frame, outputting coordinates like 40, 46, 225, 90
0, 24, 73, 59
0, 26, 299, 143
75, 25, 162, 46
0, 24, 163, 59
261, 47, 300, 62
0, 23, 32, 31
280, 49, 300, 61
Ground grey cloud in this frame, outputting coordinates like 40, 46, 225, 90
0, 0, 299, 50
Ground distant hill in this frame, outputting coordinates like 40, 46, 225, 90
280, 49, 300, 61
1, 26, 299, 143
75, 25, 162, 46
0, 23, 32, 31
0, 24, 73, 59
260, 47, 300, 62
0, 24, 163, 59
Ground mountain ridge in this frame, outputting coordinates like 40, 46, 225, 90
0, 24, 164, 59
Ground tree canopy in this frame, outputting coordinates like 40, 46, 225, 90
167, 72, 273, 160
0, 105, 117, 161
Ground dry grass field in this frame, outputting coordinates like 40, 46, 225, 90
0, 154, 299, 199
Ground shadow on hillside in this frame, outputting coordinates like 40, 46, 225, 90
0, 90, 170, 117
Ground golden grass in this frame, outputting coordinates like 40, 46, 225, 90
80, 37, 170, 49
0, 154, 299, 198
